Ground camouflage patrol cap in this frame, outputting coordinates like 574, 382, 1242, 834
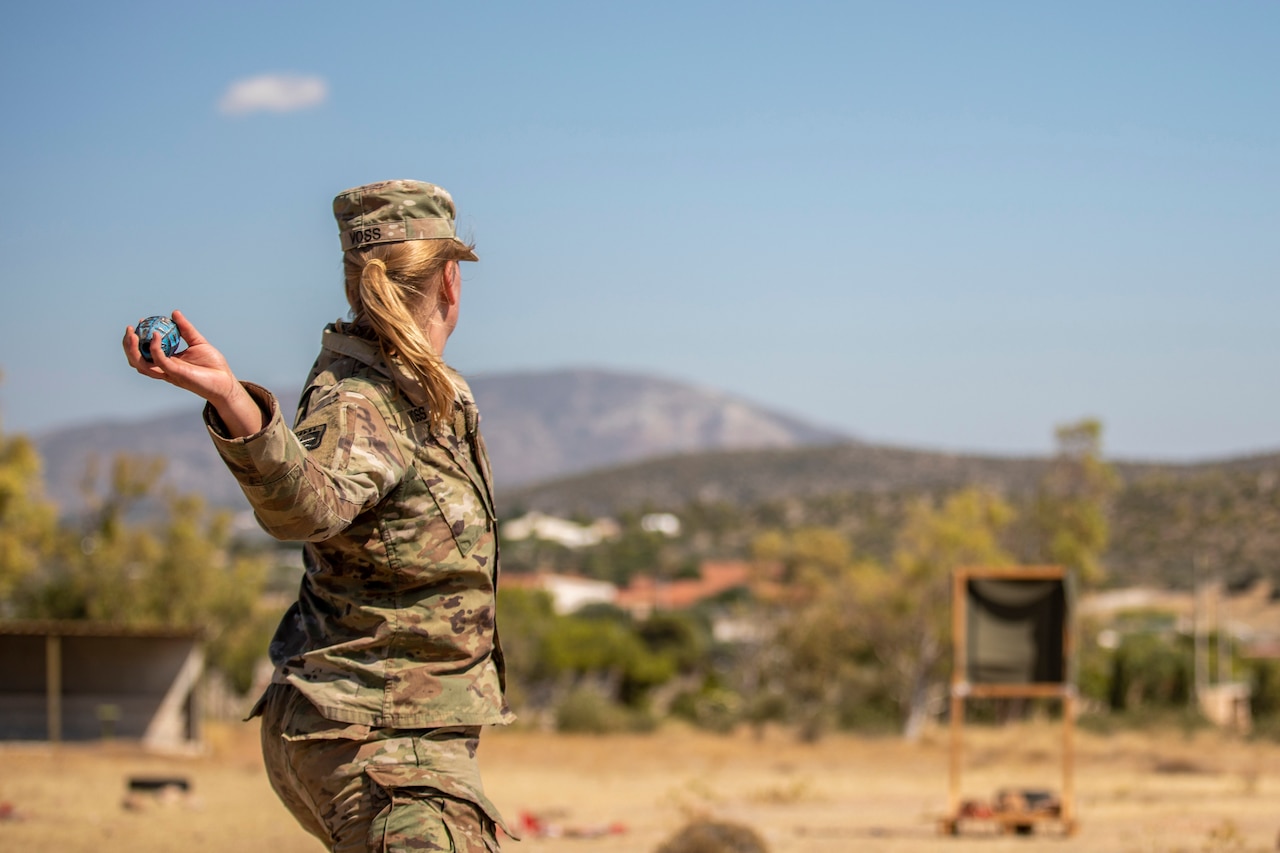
333, 179, 478, 260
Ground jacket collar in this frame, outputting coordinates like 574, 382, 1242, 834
320, 324, 495, 515
320, 324, 461, 412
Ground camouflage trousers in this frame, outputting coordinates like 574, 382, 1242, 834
257, 683, 511, 852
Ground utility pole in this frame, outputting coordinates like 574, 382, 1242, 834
1216, 577, 1230, 684
1192, 554, 1207, 708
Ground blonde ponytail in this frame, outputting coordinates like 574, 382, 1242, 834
342, 240, 474, 432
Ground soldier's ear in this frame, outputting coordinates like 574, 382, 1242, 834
441, 261, 461, 306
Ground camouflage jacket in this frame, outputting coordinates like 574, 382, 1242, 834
205, 324, 512, 728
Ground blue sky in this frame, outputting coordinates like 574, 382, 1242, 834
1, 1, 1277, 461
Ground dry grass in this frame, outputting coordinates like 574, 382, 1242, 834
1, 720, 1277, 852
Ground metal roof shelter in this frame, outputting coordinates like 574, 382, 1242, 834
0, 620, 203, 749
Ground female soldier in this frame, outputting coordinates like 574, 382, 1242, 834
123, 180, 513, 852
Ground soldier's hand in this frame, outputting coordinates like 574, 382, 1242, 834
123, 309, 239, 404
122, 310, 265, 437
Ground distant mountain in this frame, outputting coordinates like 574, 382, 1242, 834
496, 442, 1052, 518
468, 369, 852, 487
32, 368, 852, 516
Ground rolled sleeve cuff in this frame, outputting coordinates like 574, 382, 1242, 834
204, 382, 295, 486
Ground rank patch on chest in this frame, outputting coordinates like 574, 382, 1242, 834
295, 424, 328, 450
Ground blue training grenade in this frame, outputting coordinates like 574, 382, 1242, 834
135, 315, 183, 361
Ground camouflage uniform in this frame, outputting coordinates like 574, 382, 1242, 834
204, 180, 513, 852
257, 682, 504, 852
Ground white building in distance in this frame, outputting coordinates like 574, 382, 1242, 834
640, 512, 681, 537
502, 573, 619, 615
501, 512, 621, 549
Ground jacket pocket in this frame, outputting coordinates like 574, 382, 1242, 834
364, 764, 514, 852
418, 467, 487, 557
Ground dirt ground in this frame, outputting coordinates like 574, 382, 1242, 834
1, 719, 1276, 853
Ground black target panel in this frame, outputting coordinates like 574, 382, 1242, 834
965, 578, 1070, 684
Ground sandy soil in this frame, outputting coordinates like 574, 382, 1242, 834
1, 720, 1276, 852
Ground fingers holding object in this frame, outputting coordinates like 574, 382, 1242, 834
170, 309, 204, 347
122, 323, 151, 372
123, 322, 174, 379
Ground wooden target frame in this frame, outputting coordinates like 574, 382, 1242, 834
944, 565, 1078, 836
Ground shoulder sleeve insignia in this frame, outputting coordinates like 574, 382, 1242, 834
295, 424, 328, 451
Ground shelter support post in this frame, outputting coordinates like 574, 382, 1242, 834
46, 633, 62, 743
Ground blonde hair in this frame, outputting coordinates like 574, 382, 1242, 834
341, 239, 475, 432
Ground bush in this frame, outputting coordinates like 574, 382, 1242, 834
553, 684, 657, 734
835, 691, 900, 734
1107, 632, 1192, 711
671, 685, 743, 734
1248, 712, 1280, 744
1077, 706, 1211, 737
1249, 659, 1280, 720
656, 819, 769, 853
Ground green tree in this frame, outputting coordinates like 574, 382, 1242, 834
496, 587, 685, 727
1107, 632, 1192, 711
1033, 418, 1119, 586
0, 415, 58, 609
1250, 658, 1280, 735
638, 610, 710, 675
749, 526, 871, 740
855, 488, 1015, 739
494, 587, 559, 711
540, 613, 675, 707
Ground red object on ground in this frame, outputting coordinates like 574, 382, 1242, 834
517, 810, 627, 839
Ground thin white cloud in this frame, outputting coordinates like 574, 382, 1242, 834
218, 74, 328, 116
